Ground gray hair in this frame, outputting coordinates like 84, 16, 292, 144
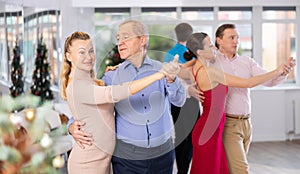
119, 20, 149, 47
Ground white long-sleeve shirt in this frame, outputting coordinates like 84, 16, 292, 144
211, 51, 286, 115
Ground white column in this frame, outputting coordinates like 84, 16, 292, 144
59, 0, 94, 49
296, 6, 300, 86
130, 7, 142, 20
252, 6, 263, 64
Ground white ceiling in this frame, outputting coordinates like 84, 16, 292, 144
72, 0, 300, 7
2, 0, 300, 8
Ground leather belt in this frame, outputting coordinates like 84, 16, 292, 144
226, 114, 250, 120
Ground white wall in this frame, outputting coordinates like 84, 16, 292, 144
251, 89, 286, 141
251, 87, 300, 142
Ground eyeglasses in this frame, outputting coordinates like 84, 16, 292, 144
116, 34, 140, 43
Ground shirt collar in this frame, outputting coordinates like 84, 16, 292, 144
217, 50, 238, 61
175, 43, 187, 49
121, 55, 153, 70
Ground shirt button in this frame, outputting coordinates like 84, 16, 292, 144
149, 133, 152, 136
142, 94, 144, 97
147, 120, 150, 122
144, 106, 147, 109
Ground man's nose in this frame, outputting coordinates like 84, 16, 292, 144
234, 38, 239, 44
117, 39, 125, 46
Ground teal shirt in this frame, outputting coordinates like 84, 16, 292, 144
164, 43, 188, 63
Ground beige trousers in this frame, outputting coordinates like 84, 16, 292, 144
68, 144, 112, 174
223, 117, 252, 174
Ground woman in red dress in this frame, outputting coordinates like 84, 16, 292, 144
182, 32, 285, 174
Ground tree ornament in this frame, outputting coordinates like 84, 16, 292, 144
0, 94, 64, 173
40, 133, 53, 148
52, 155, 65, 168
97, 44, 124, 78
25, 108, 35, 122
9, 113, 22, 126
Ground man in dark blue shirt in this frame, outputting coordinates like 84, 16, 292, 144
164, 23, 201, 174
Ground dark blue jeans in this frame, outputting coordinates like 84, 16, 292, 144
112, 139, 175, 174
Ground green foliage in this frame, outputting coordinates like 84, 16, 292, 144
148, 35, 175, 62
0, 94, 66, 174
10, 41, 24, 98
30, 37, 54, 104
97, 44, 123, 79
147, 24, 175, 61
0, 146, 22, 164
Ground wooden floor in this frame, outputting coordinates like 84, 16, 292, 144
62, 140, 300, 174
172, 140, 300, 174
248, 140, 300, 174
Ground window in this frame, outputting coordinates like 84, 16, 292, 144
92, 6, 298, 84
95, 8, 130, 22
263, 7, 296, 20
23, 10, 60, 85
141, 8, 177, 61
147, 24, 175, 62
182, 7, 214, 21
141, 8, 177, 21
218, 7, 252, 20
262, 7, 296, 82
0, 11, 22, 81
217, 7, 253, 57
94, 8, 130, 78
0, 26, 7, 80
193, 25, 213, 40
0, 15, 4, 24
236, 24, 252, 57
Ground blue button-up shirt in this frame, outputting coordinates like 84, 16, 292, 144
102, 56, 186, 147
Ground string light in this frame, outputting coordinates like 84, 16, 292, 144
52, 155, 65, 168
9, 113, 22, 126
40, 133, 53, 148
25, 108, 35, 122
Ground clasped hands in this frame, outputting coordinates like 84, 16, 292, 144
279, 57, 295, 76
160, 54, 181, 83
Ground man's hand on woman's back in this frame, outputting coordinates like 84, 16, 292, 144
69, 120, 93, 149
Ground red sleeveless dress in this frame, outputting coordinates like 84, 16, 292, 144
190, 67, 230, 174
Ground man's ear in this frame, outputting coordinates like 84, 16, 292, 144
196, 49, 202, 56
140, 35, 147, 47
216, 37, 221, 47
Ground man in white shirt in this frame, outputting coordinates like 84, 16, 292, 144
213, 23, 295, 174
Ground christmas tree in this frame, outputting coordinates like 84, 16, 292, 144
30, 37, 54, 103
0, 95, 66, 174
10, 41, 24, 98
97, 44, 124, 78
106, 44, 123, 66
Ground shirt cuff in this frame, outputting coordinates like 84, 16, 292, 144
165, 77, 180, 90
180, 79, 191, 98
67, 117, 75, 134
